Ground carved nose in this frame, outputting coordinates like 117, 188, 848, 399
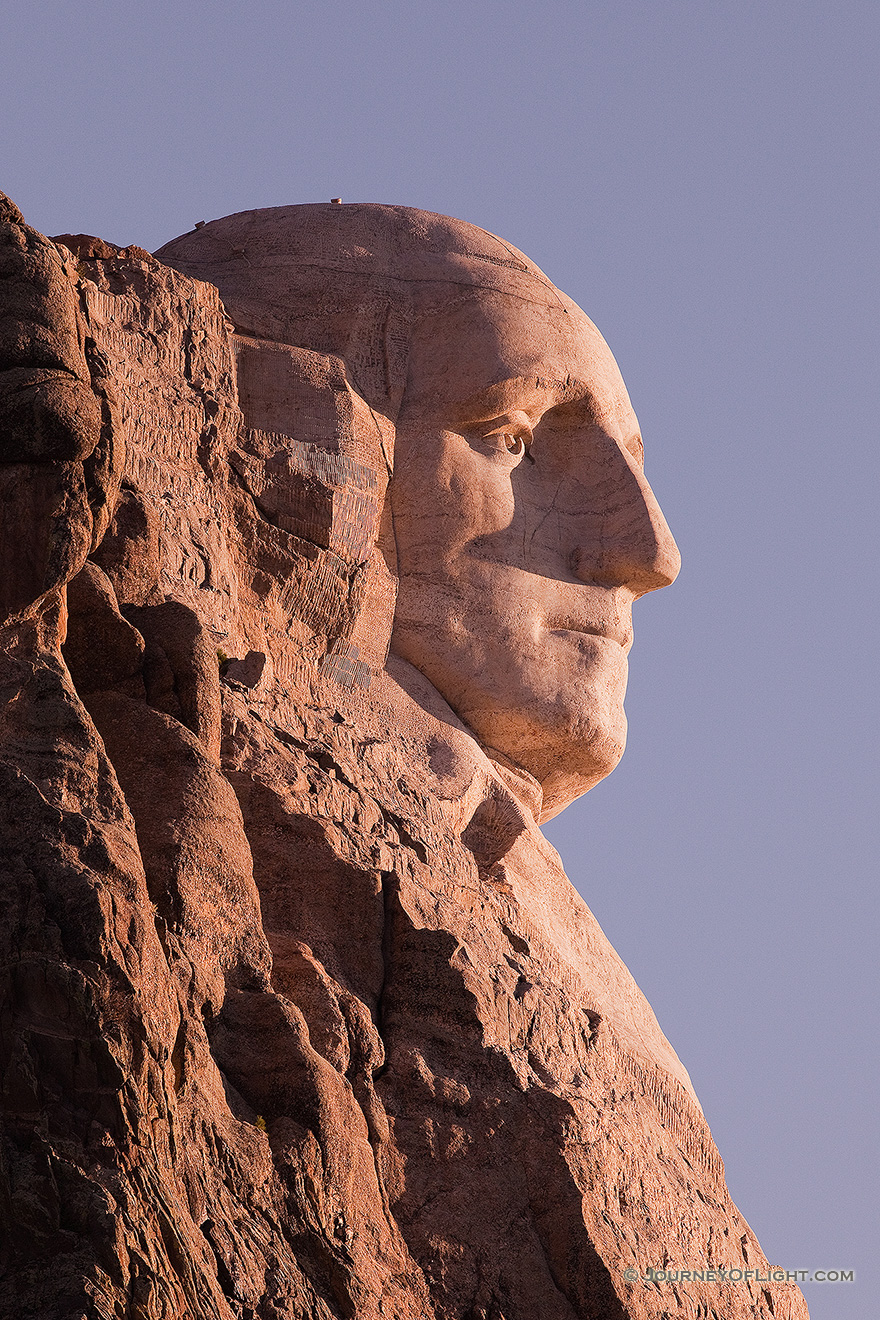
571, 466, 681, 596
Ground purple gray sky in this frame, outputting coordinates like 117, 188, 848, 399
3, 2, 877, 1313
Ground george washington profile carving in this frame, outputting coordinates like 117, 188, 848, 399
157, 204, 680, 822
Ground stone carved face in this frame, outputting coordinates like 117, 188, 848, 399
157, 205, 680, 820
390, 279, 680, 820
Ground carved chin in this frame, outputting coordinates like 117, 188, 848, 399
462, 694, 629, 819
538, 718, 628, 821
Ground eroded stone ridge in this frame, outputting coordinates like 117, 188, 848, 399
0, 195, 807, 1319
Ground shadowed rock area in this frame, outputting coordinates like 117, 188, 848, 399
0, 194, 807, 1319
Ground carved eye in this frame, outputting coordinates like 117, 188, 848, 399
475, 412, 534, 463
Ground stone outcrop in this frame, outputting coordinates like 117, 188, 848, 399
0, 195, 807, 1319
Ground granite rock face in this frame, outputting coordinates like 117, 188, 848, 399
0, 195, 807, 1320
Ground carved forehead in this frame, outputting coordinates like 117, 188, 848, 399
157, 201, 556, 297
156, 203, 627, 426
403, 288, 636, 434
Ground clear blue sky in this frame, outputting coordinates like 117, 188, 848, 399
3, 2, 877, 1313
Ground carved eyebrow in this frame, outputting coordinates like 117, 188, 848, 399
530, 381, 607, 425
530, 377, 613, 421
457, 374, 598, 425
544, 375, 593, 403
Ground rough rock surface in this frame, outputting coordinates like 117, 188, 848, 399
0, 195, 808, 1319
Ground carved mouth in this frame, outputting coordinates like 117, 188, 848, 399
548, 620, 631, 649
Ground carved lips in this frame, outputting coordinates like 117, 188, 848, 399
546, 620, 633, 650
